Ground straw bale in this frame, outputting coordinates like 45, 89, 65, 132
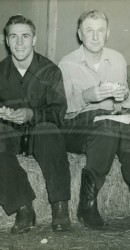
0, 153, 130, 228
98, 156, 130, 219
68, 153, 130, 221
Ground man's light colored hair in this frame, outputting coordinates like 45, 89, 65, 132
78, 9, 109, 29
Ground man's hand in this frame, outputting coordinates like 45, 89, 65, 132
82, 85, 114, 103
3, 108, 33, 124
113, 85, 129, 102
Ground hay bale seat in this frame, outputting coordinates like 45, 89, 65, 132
0, 153, 130, 228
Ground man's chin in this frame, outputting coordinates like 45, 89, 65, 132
17, 58, 25, 61
84, 45, 104, 54
14, 55, 26, 61
90, 47, 103, 54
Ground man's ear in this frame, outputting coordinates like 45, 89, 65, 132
32, 35, 37, 46
106, 28, 110, 41
78, 29, 83, 42
6, 36, 9, 47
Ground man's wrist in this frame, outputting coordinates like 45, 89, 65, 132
82, 90, 90, 104
27, 108, 34, 122
124, 90, 129, 100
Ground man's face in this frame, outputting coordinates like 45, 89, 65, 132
6, 23, 36, 62
78, 18, 110, 54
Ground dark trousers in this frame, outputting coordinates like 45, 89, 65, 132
62, 111, 130, 191
0, 121, 70, 216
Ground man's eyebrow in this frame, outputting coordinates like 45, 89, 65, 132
22, 33, 31, 36
8, 33, 31, 36
84, 27, 93, 29
8, 33, 16, 37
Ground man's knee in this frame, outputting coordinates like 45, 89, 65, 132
33, 122, 60, 136
0, 122, 20, 153
32, 122, 66, 161
33, 122, 64, 147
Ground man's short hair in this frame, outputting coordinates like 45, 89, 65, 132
78, 9, 109, 29
4, 15, 36, 36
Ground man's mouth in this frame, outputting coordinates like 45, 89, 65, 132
91, 43, 100, 46
16, 48, 25, 51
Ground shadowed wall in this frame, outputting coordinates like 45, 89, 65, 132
0, 0, 130, 64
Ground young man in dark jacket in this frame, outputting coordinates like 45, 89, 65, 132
0, 15, 70, 233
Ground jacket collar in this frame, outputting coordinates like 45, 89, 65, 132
8, 51, 40, 75
79, 44, 111, 66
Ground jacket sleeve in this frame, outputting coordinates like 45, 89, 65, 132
59, 60, 86, 113
29, 67, 67, 127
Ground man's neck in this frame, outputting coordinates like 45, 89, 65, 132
12, 51, 34, 70
83, 46, 102, 66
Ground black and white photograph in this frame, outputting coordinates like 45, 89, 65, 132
0, 0, 130, 249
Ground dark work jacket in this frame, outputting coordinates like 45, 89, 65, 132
0, 52, 67, 129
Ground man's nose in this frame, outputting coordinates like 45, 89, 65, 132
93, 31, 99, 40
16, 37, 23, 45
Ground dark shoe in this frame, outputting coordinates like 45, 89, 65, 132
77, 168, 104, 229
77, 200, 104, 229
51, 201, 70, 232
11, 203, 36, 234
